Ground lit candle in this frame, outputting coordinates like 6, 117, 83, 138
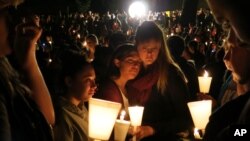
128, 106, 144, 141
171, 33, 174, 36
187, 100, 212, 129
83, 41, 87, 47
115, 110, 130, 141
48, 58, 52, 63
48, 41, 52, 45
120, 110, 126, 121
194, 128, 202, 139
128, 106, 144, 126
88, 98, 121, 141
198, 71, 212, 94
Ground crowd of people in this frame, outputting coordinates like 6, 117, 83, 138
1, 0, 250, 141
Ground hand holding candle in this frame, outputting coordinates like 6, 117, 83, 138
198, 70, 212, 94
194, 128, 202, 140
128, 106, 144, 141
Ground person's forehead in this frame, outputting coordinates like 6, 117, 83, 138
139, 39, 161, 46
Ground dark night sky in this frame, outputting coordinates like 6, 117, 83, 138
18, 0, 208, 14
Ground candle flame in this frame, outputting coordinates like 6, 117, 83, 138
120, 110, 126, 120
204, 71, 208, 78
194, 128, 199, 134
194, 128, 201, 139
83, 41, 87, 46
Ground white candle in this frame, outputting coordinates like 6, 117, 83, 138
128, 106, 144, 126
129, 106, 144, 141
198, 71, 212, 94
88, 98, 121, 140
114, 119, 130, 141
187, 100, 212, 129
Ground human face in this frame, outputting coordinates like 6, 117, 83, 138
0, 10, 11, 57
86, 39, 97, 51
137, 39, 161, 67
223, 31, 250, 84
206, 0, 250, 45
115, 52, 141, 80
69, 65, 97, 102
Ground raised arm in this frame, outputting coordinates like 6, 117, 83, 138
14, 16, 55, 125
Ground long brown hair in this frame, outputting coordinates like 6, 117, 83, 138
135, 21, 187, 94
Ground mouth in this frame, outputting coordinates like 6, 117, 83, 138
88, 91, 95, 96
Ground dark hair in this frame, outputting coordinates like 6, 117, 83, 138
188, 40, 199, 52
86, 34, 98, 44
167, 35, 185, 58
135, 21, 163, 44
59, 50, 92, 90
107, 44, 137, 78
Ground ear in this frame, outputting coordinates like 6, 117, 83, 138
114, 59, 121, 68
65, 77, 73, 88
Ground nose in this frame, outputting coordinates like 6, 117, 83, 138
90, 80, 97, 89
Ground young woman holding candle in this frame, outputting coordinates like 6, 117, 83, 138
53, 50, 97, 141
128, 21, 193, 141
95, 44, 141, 115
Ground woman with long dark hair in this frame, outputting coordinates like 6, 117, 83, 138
95, 44, 141, 114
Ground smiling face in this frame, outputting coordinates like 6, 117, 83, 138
137, 39, 161, 67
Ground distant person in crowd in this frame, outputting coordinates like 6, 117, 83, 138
128, 21, 193, 141
0, 1, 54, 141
85, 34, 98, 62
95, 44, 141, 114
204, 47, 226, 100
167, 35, 199, 101
54, 50, 97, 141
187, 40, 205, 72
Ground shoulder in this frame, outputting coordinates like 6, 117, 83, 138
95, 79, 120, 97
212, 93, 250, 119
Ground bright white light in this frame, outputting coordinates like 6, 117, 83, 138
129, 1, 146, 18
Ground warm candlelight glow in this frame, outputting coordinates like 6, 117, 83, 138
194, 128, 202, 139
188, 100, 212, 129
120, 110, 126, 121
204, 71, 208, 77
48, 41, 52, 45
88, 98, 121, 140
198, 70, 212, 93
128, 106, 144, 126
83, 41, 87, 46
114, 119, 130, 141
